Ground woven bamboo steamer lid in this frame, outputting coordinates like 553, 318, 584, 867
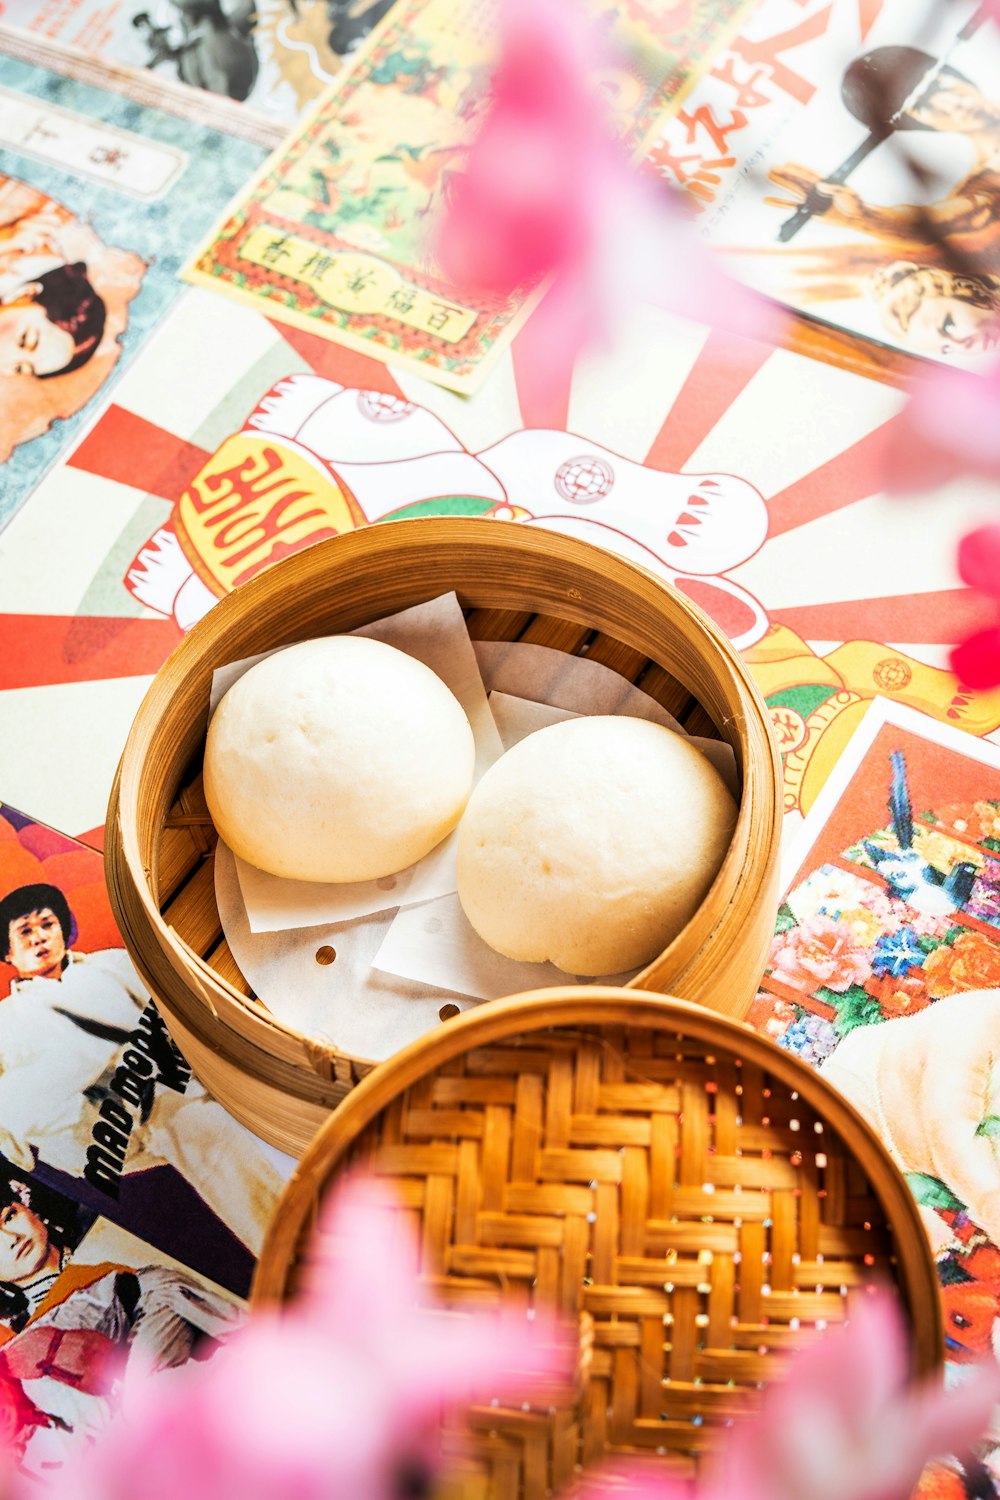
253, 988, 942, 1496
106, 519, 783, 1156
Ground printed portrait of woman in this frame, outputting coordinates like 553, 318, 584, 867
0, 176, 146, 463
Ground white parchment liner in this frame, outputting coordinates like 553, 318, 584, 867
213, 603, 738, 1060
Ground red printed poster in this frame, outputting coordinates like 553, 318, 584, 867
0, 802, 295, 1479
0, 1204, 245, 1480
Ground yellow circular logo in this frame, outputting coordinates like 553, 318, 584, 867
873, 657, 912, 691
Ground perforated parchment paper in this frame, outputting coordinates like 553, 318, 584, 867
214, 616, 737, 1048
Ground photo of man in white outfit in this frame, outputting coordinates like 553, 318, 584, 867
0, 882, 288, 1255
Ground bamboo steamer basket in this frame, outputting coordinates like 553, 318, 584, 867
254, 988, 942, 1497
106, 519, 782, 1156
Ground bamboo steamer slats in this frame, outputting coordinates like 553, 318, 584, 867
106, 520, 782, 1154
463, 607, 535, 641
252, 989, 942, 1498
584, 635, 650, 678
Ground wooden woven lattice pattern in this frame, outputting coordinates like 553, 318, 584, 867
289, 1021, 917, 1499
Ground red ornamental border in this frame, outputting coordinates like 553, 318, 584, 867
202, 202, 508, 370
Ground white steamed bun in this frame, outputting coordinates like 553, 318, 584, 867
456, 715, 737, 975
204, 635, 475, 882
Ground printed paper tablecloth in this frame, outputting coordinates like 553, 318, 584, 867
0, 1, 999, 1494
2, 283, 991, 845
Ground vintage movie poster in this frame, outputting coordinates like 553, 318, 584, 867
0, 283, 991, 851
0, 0, 392, 120
0, 803, 293, 1296
645, 0, 1000, 366
0, 42, 266, 530
183, 0, 755, 393
0, 1190, 245, 1479
746, 698, 1000, 1490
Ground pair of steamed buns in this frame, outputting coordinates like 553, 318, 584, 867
204, 636, 737, 977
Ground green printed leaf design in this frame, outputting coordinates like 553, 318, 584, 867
905, 1172, 963, 1211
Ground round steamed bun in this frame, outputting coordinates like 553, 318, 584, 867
456, 716, 737, 976
204, 636, 475, 883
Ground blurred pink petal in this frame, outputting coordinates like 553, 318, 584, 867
299, 1172, 421, 1346
572, 1294, 1000, 1500
887, 359, 1000, 494
916, 362, 1000, 471
958, 525, 1000, 597
301, 1173, 567, 1408
509, 173, 784, 392
436, 0, 608, 297
579, 1465, 694, 1499
436, 0, 781, 399
952, 621, 1000, 690
640, 186, 784, 345
512, 263, 599, 418
40, 1176, 570, 1500
708, 1291, 1000, 1500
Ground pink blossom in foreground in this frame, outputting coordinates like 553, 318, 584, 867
953, 621, 1000, 691
951, 523, 1000, 689
958, 524, 1000, 600
587, 1292, 1000, 1500
435, 0, 605, 298
884, 360, 1000, 497
883, 359, 1000, 689
34, 1177, 568, 1500
711, 1292, 1000, 1500
435, 0, 781, 400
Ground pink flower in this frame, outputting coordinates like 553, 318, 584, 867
435, 0, 605, 298
882, 361, 1000, 687
39, 1177, 569, 1500
710, 1292, 1000, 1500
885, 361, 1000, 497
588, 1293, 1000, 1500
435, 0, 780, 400
770, 915, 870, 993
952, 620, 1000, 691
949, 523, 1000, 689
